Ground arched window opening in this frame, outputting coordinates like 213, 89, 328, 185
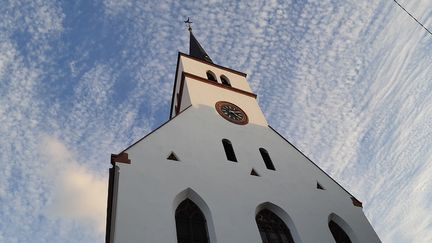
222, 139, 237, 162
256, 209, 295, 243
329, 220, 352, 243
175, 199, 210, 243
206, 71, 217, 82
220, 75, 231, 86
259, 148, 275, 170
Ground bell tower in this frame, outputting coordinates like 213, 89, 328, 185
170, 29, 268, 127
105, 27, 381, 243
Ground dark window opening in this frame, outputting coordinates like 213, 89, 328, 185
222, 139, 237, 162
250, 169, 260, 177
259, 148, 275, 170
256, 209, 295, 243
317, 182, 325, 190
220, 75, 231, 86
329, 220, 352, 243
175, 199, 210, 243
167, 152, 179, 161
206, 71, 217, 82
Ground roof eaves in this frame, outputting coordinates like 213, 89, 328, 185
119, 105, 193, 154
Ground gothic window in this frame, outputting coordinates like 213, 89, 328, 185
256, 209, 295, 243
175, 199, 210, 243
259, 148, 275, 170
220, 75, 231, 86
222, 139, 237, 162
206, 71, 217, 82
329, 220, 352, 243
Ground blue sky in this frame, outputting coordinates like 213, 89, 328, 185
1, 0, 432, 242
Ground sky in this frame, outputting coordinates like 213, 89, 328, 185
1, 0, 432, 242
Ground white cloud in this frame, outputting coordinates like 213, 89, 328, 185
1, 0, 431, 242
103, 0, 133, 16
40, 135, 108, 233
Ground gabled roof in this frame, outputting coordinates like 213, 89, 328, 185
111, 107, 363, 208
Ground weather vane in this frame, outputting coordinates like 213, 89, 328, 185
184, 17, 192, 32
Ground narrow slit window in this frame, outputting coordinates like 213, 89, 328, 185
222, 139, 237, 162
220, 75, 231, 86
206, 71, 217, 82
259, 148, 275, 170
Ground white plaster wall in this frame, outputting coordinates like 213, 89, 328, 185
112, 106, 381, 243
180, 55, 251, 92
179, 81, 191, 111
171, 55, 254, 118
185, 77, 267, 126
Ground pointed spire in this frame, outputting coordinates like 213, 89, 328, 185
184, 18, 213, 63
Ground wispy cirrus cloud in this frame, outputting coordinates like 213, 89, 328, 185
1, 0, 432, 242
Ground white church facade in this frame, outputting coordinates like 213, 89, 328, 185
105, 29, 381, 243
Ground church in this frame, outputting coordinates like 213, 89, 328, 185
105, 27, 381, 243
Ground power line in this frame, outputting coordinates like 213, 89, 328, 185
393, 0, 432, 36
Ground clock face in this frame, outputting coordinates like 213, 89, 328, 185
215, 101, 248, 125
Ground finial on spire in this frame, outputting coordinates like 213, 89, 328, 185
185, 18, 213, 63
184, 17, 193, 32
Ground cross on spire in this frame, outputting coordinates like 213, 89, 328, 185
184, 18, 213, 63
184, 17, 193, 32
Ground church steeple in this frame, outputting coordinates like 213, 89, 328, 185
185, 19, 213, 63
106, 21, 381, 243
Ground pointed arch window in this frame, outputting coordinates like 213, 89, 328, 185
175, 199, 210, 243
220, 75, 231, 86
206, 71, 217, 82
256, 209, 295, 243
222, 139, 237, 162
259, 148, 275, 170
329, 220, 352, 243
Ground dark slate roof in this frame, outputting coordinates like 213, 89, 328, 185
189, 31, 213, 63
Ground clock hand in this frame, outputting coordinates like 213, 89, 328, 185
229, 111, 241, 118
